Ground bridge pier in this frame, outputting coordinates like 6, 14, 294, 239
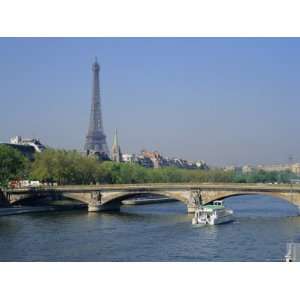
186, 204, 197, 213
0, 190, 10, 207
88, 191, 121, 212
88, 202, 121, 212
186, 190, 202, 213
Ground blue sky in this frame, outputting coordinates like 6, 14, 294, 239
0, 38, 299, 166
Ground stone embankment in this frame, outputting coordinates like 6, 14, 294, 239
0, 206, 56, 216
0, 204, 86, 217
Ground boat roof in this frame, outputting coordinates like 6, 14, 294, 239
202, 205, 225, 211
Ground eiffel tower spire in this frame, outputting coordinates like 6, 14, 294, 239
84, 59, 109, 157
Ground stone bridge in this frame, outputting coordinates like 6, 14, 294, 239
2, 183, 300, 213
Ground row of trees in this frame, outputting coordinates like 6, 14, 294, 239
0, 145, 29, 187
0, 145, 298, 187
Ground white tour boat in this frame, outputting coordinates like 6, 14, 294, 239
192, 200, 234, 225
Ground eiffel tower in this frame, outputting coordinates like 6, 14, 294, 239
84, 58, 109, 158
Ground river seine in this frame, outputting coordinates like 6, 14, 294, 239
0, 195, 299, 261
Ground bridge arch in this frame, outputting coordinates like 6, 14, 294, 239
203, 191, 299, 207
8, 192, 56, 205
9, 191, 90, 206
101, 191, 190, 206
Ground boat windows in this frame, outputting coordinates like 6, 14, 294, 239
213, 200, 223, 206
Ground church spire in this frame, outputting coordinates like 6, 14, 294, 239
111, 128, 122, 162
113, 128, 118, 146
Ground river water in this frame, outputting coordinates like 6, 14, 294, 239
0, 195, 299, 262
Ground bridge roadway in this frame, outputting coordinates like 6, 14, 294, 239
2, 183, 300, 213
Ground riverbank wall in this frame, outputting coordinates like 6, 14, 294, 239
0, 204, 86, 217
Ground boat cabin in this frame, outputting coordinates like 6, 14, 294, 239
212, 200, 224, 206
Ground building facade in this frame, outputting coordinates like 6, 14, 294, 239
122, 149, 208, 170
1, 136, 46, 161
10, 136, 46, 153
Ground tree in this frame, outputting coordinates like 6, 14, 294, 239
30, 149, 101, 184
27, 148, 300, 185
0, 145, 28, 187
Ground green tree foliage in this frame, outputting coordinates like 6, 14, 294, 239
231, 170, 295, 184
2, 147, 298, 186
30, 149, 100, 184
96, 162, 149, 184
0, 145, 28, 187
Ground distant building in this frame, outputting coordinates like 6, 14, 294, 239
1, 136, 47, 161
122, 149, 208, 170
141, 150, 165, 168
256, 164, 290, 172
165, 157, 199, 169
242, 165, 253, 173
135, 155, 154, 168
224, 165, 242, 172
167, 157, 186, 168
10, 136, 46, 152
254, 163, 300, 175
122, 153, 136, 163
122, 153, 154, 168
240, 163, 300, 174
291, 163, 300, 175
111, 129, 122, 162
195, 160, 209, 170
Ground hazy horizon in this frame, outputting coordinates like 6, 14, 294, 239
1, 38, 300, 166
